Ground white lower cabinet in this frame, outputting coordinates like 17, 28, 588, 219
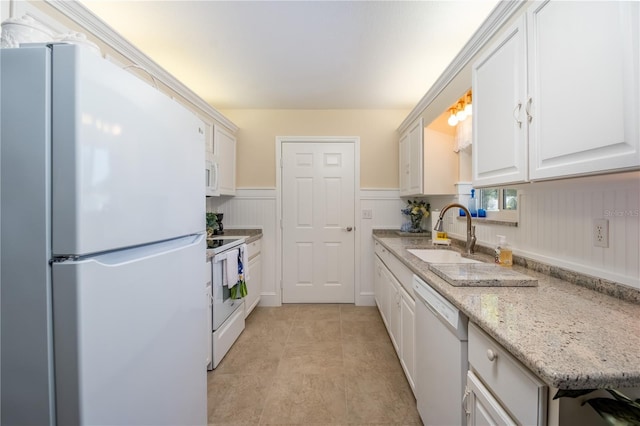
467, 322, 547, 426
244, 238, 261, 318
466, 371, 517, 426
373, 241, 416, 394
385, 268, 401, 353
399, 288, 416, 391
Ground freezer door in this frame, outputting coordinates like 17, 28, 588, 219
51, 44, 205, 256
52, 234, 207, 426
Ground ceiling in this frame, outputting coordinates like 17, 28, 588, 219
79, 1, 499, 110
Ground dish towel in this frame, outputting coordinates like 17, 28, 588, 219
225, 249, 239, 289
231, 244, 248, 299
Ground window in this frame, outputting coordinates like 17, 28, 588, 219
478, 187, 518, 222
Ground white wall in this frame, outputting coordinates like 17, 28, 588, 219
208, 188, 404, 306
438, 171, 640, 290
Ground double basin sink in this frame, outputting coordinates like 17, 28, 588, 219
407, 249, 538, 287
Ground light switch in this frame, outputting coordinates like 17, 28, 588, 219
362, 209, 373, 219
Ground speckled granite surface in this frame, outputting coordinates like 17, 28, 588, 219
373, 231, 640, 390
429, 263, 538, 287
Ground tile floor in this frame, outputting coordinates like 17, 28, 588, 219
207, 304, 422, 425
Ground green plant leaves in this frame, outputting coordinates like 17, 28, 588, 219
585, 398, 640, 426
553, 389, 640, 425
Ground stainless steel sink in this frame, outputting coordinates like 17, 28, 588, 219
407, 249, 481, 264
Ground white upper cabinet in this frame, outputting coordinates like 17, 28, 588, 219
472, 15, 528, 187
213, 124, 236, 196
527, 0, 639, 180
399, 117, 458, 196
473, 1, 639, 187
399, 118, 424, 196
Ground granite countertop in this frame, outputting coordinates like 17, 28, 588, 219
373, 231, 640, 390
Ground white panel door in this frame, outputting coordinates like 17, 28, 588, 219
282, 142, 355, 303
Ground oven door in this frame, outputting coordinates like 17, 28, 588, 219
211, 253, 242, 330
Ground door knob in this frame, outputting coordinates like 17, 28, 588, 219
345, 226, 353, 232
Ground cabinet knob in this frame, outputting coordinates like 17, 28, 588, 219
486, 349, 498, 362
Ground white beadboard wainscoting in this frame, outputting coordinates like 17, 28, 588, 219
438, 171, 640, 290
359, 190, 406, 305
207, 189, 404, 306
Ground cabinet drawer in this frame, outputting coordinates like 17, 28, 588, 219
374, 241, 414, 297
468, 322, 547, 426
247, 238, 261, 259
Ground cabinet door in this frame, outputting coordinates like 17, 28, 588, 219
472, 15, 528, 187
384, 268, 401, 353
400, 288, 416, 392
214, 125, 236, 195
374, 255, 384, 316
407, 118, 424, 196
466, 371, 517, 426
527, 1, 639, 180
399, 132, 410, 196
245, 254, 261, 318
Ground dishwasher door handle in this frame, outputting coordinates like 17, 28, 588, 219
419, 296, 439, 318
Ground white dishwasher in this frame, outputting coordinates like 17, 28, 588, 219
413, 275, 468, 426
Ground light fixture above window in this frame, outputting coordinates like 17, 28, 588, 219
447, 108, 459, 126
448, 90, 472, 126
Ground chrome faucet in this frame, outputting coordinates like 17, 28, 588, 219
433, 203, 477, 255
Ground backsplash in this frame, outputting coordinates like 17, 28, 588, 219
434, 171, 640, 291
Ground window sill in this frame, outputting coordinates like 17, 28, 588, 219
456, 216, 518, 227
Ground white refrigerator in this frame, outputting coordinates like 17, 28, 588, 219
1, 44, 207, 425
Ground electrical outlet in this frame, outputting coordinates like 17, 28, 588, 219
362, 209, 373, 220
593, 218, 609, 248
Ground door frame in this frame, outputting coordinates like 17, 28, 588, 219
275, 136, 361, 305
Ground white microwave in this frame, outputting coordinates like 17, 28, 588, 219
205, 160, 219, 197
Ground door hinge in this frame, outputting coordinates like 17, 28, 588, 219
280, 218, 283, 229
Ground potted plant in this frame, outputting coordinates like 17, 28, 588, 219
554, 388, 640, 425
401, 200, 429, 233
205, 213, 218, 237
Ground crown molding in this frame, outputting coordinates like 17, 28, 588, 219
397, 0, 526, 134
45, 0, 238, 133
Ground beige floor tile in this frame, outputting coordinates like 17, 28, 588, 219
345, 372, 421, 425
278, 340, 344, 375
248, 305, 300, 322
341, 317, 389, 342
207, 303, 422, 425
239, 318, 293, 344
293, 304, 342, 321
213, 337, 286, 376
207, 373, 274, 424
288, 319, 342, 343
260, 373, 347, 424
342, 339, 404, 376
339, 305, 382, 322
